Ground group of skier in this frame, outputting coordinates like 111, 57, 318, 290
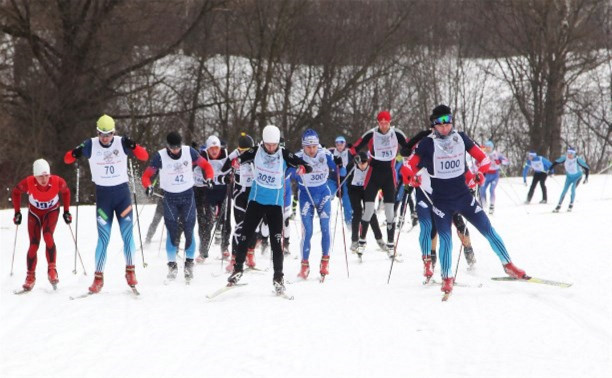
10, 105, 591, 297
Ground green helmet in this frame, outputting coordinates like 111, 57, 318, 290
96, 114, 115, 133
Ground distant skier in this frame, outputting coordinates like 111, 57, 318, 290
141, 131, 214, 282
479, 140, 508, 214
549, 147, 590, 212
12, 159, 71, 292
327, 135, 353, 226
522, 151, 552, 204
404, 105, 526, 295
64, 114, 148, 294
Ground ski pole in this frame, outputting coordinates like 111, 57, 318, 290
10, 225, 18, 276
129, 159, 147, 268
73, 162, 80, 274
334, 170, 350, 278
68, 224, 87, 275
386, 183, 412, 283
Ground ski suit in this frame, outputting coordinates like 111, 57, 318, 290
12, 175, 71, 273
291, 147, 336, 261
522, 155, 552, 202
231, 145, 310, 280
479, 150, 508, 207
550, 155, 590, 207
346, 160, 383, 243
406, 130, 514, 279
142, 146, 213, 263
327, 146, 353, 224
64, 136, 148, 273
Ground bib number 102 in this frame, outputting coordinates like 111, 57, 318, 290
440, 159, 460, 170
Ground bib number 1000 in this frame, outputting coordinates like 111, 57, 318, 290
440, 159, 461, 170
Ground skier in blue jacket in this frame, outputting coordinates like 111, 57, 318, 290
522, 151, 552, 204
550, 147, 590, 212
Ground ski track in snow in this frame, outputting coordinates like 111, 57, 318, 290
1, 175, 611, 378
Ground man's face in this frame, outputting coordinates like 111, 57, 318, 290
208, 146, 220, 158
433, 123, 452, 137
168, 145, 181, 155
378, 120, 390, 133
264, 143, 278, 154
304, 145, 318, 157
98, 131, 114, 146
335, 141, 346, 152
357, 161, 369, 171
34, 174, 50, 186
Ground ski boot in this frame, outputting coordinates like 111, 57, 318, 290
376, 238, 387, 251
411, 211, 418, 227
22, 271, 36, 291
553, 204, 561, 213
568, 203, 573, 212
320, 256, 330, 277
221, 249, 230, 261
397, 215, 405, 230
539, 199, 547, 204
246, 249, 256, 269
386, 242, 396, 259
125, 265, 138, 287
503, 262, 526, 279
195, 253, 207, 264
273, 273, 286, 295
184, 258, 194, 282
89, 272, 104, 293
167, 262, 178, 280
356, 239, 366, 260
283, 238, 290, 256
464, 246, 476, 268
297, 260, 310, 279
422, 256, 433, 281
350, 241, 359, 253
488, 205, 495, 215
227, 267, 243, 285
441, 277, 454, 294
48, 263, 59, 289
214, 229, 222, 245
225, 255, 236, 273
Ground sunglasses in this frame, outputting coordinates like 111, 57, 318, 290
431, 114, 452, 126
167, 144, 181, 150
98, 131, 114, 137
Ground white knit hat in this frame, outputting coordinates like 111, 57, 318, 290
33, 159, 50, 176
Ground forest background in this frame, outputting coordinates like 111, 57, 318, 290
0, 0, 610, 203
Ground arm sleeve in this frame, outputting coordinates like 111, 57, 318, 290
522, 162, 530, 181
64, 139, 91, 164
11, 178, 28, 212
195, 156, 214, 179
467, 145, 490, 173
238, 147, 257, 164
283, 149, 312, 172
349, 130, 373, 155
141, 152, 162, 188
58, 177, 71, 212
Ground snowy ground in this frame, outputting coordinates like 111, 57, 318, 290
1, 174, 611, 378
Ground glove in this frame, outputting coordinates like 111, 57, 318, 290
145, 186, 154, 197
71, 145, 83, 159
204, 178, 213, 188
474, 172, 485, 185
495, 159, 501, 165
409, 175, 422, 188
124, 137, 136, 150
231, 158, 240, 170
354, 155, 362, 164
296, 166, 306, 175
333, 156, 343, 166
13, 211, 22, 225
63, 211, 72, 224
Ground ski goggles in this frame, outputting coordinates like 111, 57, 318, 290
431, 114, 453, 126
97, 131, 114, 137
167, 143, 181, 150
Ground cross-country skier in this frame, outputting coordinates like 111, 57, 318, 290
479, 140, 508, 214
141, 131, 213, 282
227, 125, 311, 295
522, 151, 552, 204
549, 147, 590, 212
290, 129, 338, 279
404, 105, 526, 295
349, 110, 412, 254
327, 135, 353, 226
346, 151, 386, 258
12, 159, 71, 291
64, 114, 148, 293
195, 135, 232, 262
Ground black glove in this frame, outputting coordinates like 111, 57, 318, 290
63, 211, 72, 224
354, 154, 362, 164
124, 137, 136, 150
71, 145, 83, 159
333, 156, 343, 166
13, 211, 22, 225
204, 178, 213, 188
145, 186, 154, 197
